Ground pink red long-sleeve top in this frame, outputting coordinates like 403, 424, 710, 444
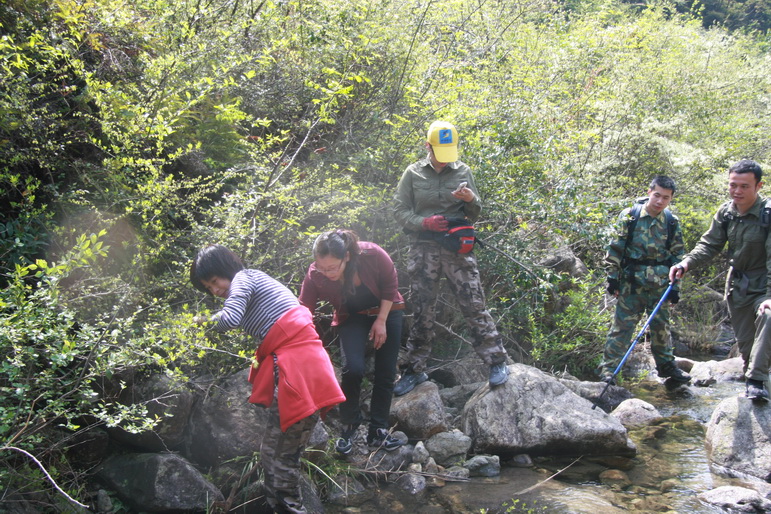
298, 241, 404, 325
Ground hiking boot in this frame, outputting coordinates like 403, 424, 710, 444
334, 424, 359, 455
367, 428, 404, 451
393, 371, 428, 396
275, 492, 307, 514
489, 362, 509, 387
746, 379, 770, 402
657, 361, 691, 383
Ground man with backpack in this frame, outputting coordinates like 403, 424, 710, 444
601, 175, 691, 385
670, 160, 771, 401
392, 120, 509, 395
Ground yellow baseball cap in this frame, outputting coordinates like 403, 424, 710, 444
427, 120, 459, 163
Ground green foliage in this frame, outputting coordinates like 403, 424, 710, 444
528, 277, 611, 377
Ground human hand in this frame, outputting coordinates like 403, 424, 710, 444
757, 299, 771, 316
669, 262, 688, 283
422, 215, 448, 232
451, 182, 473, 202
192, 315, 208, 325
606, 278, 620, 296
369, 319, 387, 350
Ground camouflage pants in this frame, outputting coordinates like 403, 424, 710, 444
727, 293, 771, 382
260, 387, 319, 512
602, 281, 674, 376
404, 241, 507, 373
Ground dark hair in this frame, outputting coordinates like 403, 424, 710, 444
729, 159, 763, 183
649, 175, 676, 194
312, 229, 361, 291
190, 244, 244, 295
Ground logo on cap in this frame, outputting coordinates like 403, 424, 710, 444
438, 129, 454, 145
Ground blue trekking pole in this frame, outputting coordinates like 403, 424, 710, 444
592, 282, 675, 410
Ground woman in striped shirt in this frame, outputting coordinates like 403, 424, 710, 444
191, 244, 344, 514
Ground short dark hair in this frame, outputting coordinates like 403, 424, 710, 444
649, 175, 676, 194
729, 159, 763, 183
190, 245, 244, 295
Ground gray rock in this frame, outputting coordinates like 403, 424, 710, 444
395, 473, 426, 495
698, 485, 771, 512
705, 396, 771, 482
429, 356, 487, 387
461, 364, 635, 457
109, 374, 195, 452
390, 380, 448, 439
97, 453, 224, 512
425, 429, 472, 466
689, 357, 745, 387
463, 455, 500, 477
444, 465, 471, 480
611, 398, 663, 427
558, 377, 633, 412
412, 441, 430, 465
186, 369, 269, 467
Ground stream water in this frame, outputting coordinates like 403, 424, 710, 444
325, 378, 769, 513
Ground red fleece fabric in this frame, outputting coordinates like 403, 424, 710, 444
248, 305, 345, 431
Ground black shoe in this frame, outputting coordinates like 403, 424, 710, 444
275, 492, 307, 514
489, 362, 509, 387
367, 428, 403, 451
657, 361, 691, 383
746, 379, 769, 401
335, 424, 358, 455
393, 371, 428, 396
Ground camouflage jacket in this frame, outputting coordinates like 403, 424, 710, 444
605, 202, 685, 290
682, 195, 771, 307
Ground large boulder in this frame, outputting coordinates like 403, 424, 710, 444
705, 396, 771, 482
461, 364, 636, 457
109, 374, 195, 452
97, 453, 224, 512
390, 380, 448, 439
186, 369, 269, 467
688, 357, 745, 387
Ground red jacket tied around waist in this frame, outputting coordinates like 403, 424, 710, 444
248, 305, 345, 431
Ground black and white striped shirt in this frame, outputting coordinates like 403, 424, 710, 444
213, 269, 299, 339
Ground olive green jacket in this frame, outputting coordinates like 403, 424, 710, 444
393, 157, 482, 235
605, 202, 685, 290
682, 195, 771, 308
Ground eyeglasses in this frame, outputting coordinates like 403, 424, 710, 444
317, 260, 345, 275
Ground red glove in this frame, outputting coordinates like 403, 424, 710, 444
422, 215, 448, 232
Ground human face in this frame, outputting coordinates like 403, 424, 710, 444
200, 276, 231, 299
728, 171, 763, 214
646, 185, 674, 217
315, 254, 348, 281
426, 143, 448, 172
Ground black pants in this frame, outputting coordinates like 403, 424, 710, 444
337, 310, 403, 431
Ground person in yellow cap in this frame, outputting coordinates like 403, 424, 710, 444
392, 120, 509, 395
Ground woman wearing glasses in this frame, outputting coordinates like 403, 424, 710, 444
299, 229, 405, 455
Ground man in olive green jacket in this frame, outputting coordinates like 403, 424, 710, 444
670, 159, 771, 401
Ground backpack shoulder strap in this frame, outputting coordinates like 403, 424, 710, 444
624, 201, 644, 253
664, 208, 677, 250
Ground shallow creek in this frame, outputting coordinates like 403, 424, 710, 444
325, 379, 767, 513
